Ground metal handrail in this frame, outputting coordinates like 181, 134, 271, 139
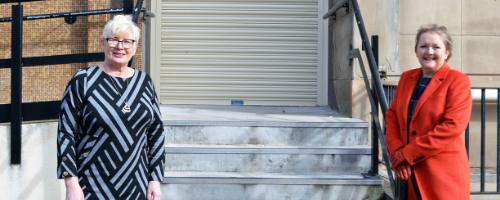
323, 0, 388, 115
350, 49, 396, 196
470, 88, 500, 194
323, 0, 349, 20
324, 0, 395, 197
0, 8, 124, 22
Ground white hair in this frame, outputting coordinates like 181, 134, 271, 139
102, 15, 140, 43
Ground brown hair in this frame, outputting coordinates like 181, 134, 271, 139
415, 24, 453, 60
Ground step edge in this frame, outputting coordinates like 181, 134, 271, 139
163, 120, 369, 128
161, 175, 383, 185
164, 146, 372, 155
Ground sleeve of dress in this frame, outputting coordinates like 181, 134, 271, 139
385, 72, 406, 154
57, 70, 86, 179
146, 80, 165, 182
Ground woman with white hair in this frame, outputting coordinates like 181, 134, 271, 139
57, 15, 165, 200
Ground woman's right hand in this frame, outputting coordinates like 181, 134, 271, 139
65, 176, 84, 200
395, 162, 411, 181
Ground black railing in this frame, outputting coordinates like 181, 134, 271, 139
323, 0, 395, 197
384, 85, 500, 195
0, 0, 145, 164
469, 87, 500, 195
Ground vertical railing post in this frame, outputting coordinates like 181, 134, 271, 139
497, 89, 500, 192
131, 0, 144, 23
465, 124, 469, 160
370, 35, 379, 176
11, 4, 23, 164
123, 0, 133, 15
128, 0, 144, 68
481, 89, 486, 192
327, 0, 338, 110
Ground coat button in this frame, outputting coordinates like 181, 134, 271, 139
411, 131, 417, 135
63, 171, 68, 176
62, 156, 67, 162
83, 152, 88, 157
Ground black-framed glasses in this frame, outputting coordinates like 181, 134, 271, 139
106, 38, 135, 49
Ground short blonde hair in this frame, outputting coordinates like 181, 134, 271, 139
102, 15, 140, 43
415, 24, 453, 60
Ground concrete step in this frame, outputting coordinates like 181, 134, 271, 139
164, 144, 372, 154
162, 105, 369, 147
164, 145, 372, 173
164, 126, 369, 146
163, 171, 383, 185
160, 172, 384, 200
165, 153, 371, 174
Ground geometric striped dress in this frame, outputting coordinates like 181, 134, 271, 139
57, 65, 165, 200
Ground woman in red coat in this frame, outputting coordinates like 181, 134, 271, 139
385, 24, 472, 200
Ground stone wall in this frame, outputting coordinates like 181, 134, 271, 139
0, 122, 65, 200
399, 0, 500, 86
0, 0, 145, 104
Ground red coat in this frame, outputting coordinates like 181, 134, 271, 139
385, 63, 471, 200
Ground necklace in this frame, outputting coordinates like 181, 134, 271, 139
103, 64, 131, 113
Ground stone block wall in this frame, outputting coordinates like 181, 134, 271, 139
400, 0, 500, 86
0, 0, 145, 104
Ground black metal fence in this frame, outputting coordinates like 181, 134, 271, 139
384, 85, 500, 195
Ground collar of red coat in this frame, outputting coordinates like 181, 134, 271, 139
409, 61, 451, 80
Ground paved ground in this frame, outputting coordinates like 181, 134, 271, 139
380, 165, 500, 200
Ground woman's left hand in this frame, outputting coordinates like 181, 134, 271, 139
390, 149, 406, 169
147, 181, 162, 200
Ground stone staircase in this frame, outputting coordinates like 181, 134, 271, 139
159, 105, 384, 200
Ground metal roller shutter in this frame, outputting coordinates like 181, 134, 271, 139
160, 0, 320, 106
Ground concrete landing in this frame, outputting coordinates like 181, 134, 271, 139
160, 105, 366, 126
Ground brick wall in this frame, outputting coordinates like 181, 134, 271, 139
0, 0, 144, 104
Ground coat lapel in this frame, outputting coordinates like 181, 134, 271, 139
402, 69, 422, 128
412, 63, 450, 121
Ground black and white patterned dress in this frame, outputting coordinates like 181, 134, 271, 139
57, 65, 165, 200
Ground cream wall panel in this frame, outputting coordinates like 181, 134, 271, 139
462, 36, 500, 74
357, 0, 390, 68
447, 35, 462, 72
462, 0, 500, 35
400, 0, 461, 35
160, 0, 321, 106
400, 35, 420, 73
351, 79, 370, 123
469, 76, 500, 88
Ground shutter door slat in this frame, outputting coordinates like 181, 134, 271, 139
161, 0, 319, 106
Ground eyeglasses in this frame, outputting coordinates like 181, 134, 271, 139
106, 38, 135, 49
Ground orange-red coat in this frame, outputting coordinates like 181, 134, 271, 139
385, 63, 472, 200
